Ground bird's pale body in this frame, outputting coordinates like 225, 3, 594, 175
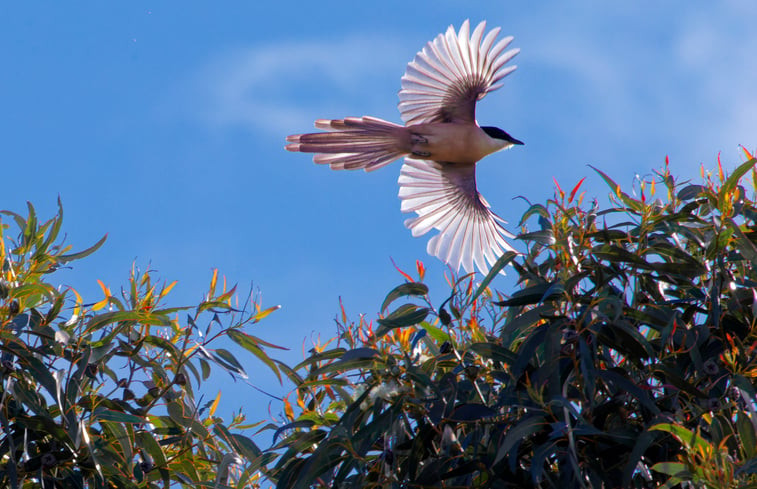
405, 123, 510, 164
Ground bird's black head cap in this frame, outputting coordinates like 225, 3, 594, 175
481, 126, 524, 145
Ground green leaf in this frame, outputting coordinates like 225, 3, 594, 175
310, 355, 384, 377
213, 348, 248, 378
729, 218, 757, 262
86, 311, 144, 334
493, 415, 546, 465
339, 347, 379, 361
419, 321, 451, 343
470, 251, 517, 305
199, 358, 211, 381
59, 233, 107, 263
518, 203, 550, 227
23, 201, 38, 249
136, 430, 167, 468
496, 282, 559, 307
622, 430, 656, 487
376, 304, 429, 336
93, 407, 145, 424
228, 330, 282, 383
41, 196, 64, 252
448, 404, 497, 422
468, 342, 518, 364
590, 165, 642, 211
650, 423, 709, 451
380, 282, 428, 313
677, 184, 707, 201
652, 364, 707, 398
292, 348, 346, 371
230, 433, 262, 460
720, 157, 756, 207
587, 229, 629, 242
500, 303, 555, 342
598, 370, 660, 415
517, 229, 555, 245
737, 411, 757, 458
597, 320, 654, 361
650, 461, 689, 477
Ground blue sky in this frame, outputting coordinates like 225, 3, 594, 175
3, 2, 756, 427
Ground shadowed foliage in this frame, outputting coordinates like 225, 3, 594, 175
265, 151, 757, 489
0, 201, 281, 488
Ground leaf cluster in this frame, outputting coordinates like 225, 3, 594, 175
0, 201, 282, 488
266, 153, 757, 488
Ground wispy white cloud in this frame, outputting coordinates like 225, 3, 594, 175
179, 36, 407, 136
515, 1, 757, 165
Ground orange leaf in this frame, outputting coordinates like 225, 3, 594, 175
92, 280, 111, 311
251, 304, 281, 323
71, 287, 83, 318
741, 145, 754, 160
209, 390, 221, 417
416, 260, 426, 281
718, 152, 724, 183
96, 279, 111, 298
159, 280, 178, 300
283, 396, 294, 421
209, 268, 218, 296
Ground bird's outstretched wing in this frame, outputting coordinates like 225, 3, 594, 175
398, 20, 519, 125
398, 158, 516, 274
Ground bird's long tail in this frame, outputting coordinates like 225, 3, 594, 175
286, 116, 409, 172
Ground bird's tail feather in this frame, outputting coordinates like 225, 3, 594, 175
286, 116, 408, 172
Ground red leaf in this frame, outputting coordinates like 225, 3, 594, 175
553, 177, 565, 200
390, 257, 414, 283
569, 177, 586, 203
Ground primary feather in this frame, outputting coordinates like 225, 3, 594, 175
398, 20, 519, 125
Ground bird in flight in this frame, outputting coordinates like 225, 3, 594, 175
286, 20, 522, 274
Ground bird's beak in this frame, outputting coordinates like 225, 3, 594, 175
509, 136, 524, 146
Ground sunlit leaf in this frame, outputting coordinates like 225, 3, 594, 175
209, 390, 221, 417
376, 304, 429, 336
213, 348, 248, 379
251, 304, 281, 322
58, 233, 107, 263
470, 251, 517, 305
720, 157, 757, 207
380, 282, 429, 313
228, 329, 281, 382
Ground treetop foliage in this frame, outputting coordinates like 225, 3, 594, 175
0, 199, 282, 488
265, 150, 757, 489
4, 148, 757, 489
